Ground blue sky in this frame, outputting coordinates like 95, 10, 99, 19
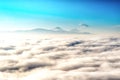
0, 0, 120, 33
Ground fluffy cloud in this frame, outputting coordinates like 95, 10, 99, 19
0, 34, 120, 80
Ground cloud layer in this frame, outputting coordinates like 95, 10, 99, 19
0, 34, 120, 80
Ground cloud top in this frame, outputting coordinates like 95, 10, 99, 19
0, 35, 120, 80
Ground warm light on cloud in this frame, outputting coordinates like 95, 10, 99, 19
0, 34, 120, 80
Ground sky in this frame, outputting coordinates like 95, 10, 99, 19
0, 0, 120, 33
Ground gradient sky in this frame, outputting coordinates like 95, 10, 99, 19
0, 0, 120, 33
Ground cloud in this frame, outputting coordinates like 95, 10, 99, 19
0, 35, 120, 80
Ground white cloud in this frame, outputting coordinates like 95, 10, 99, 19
0, 34, 120, 80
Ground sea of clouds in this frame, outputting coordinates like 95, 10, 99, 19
0, 34, 120, 80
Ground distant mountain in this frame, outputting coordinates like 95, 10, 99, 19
53, 27, 65, 32
15, 27, 91, 34
15, 28, 52, 33
79, 23, 89, 28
